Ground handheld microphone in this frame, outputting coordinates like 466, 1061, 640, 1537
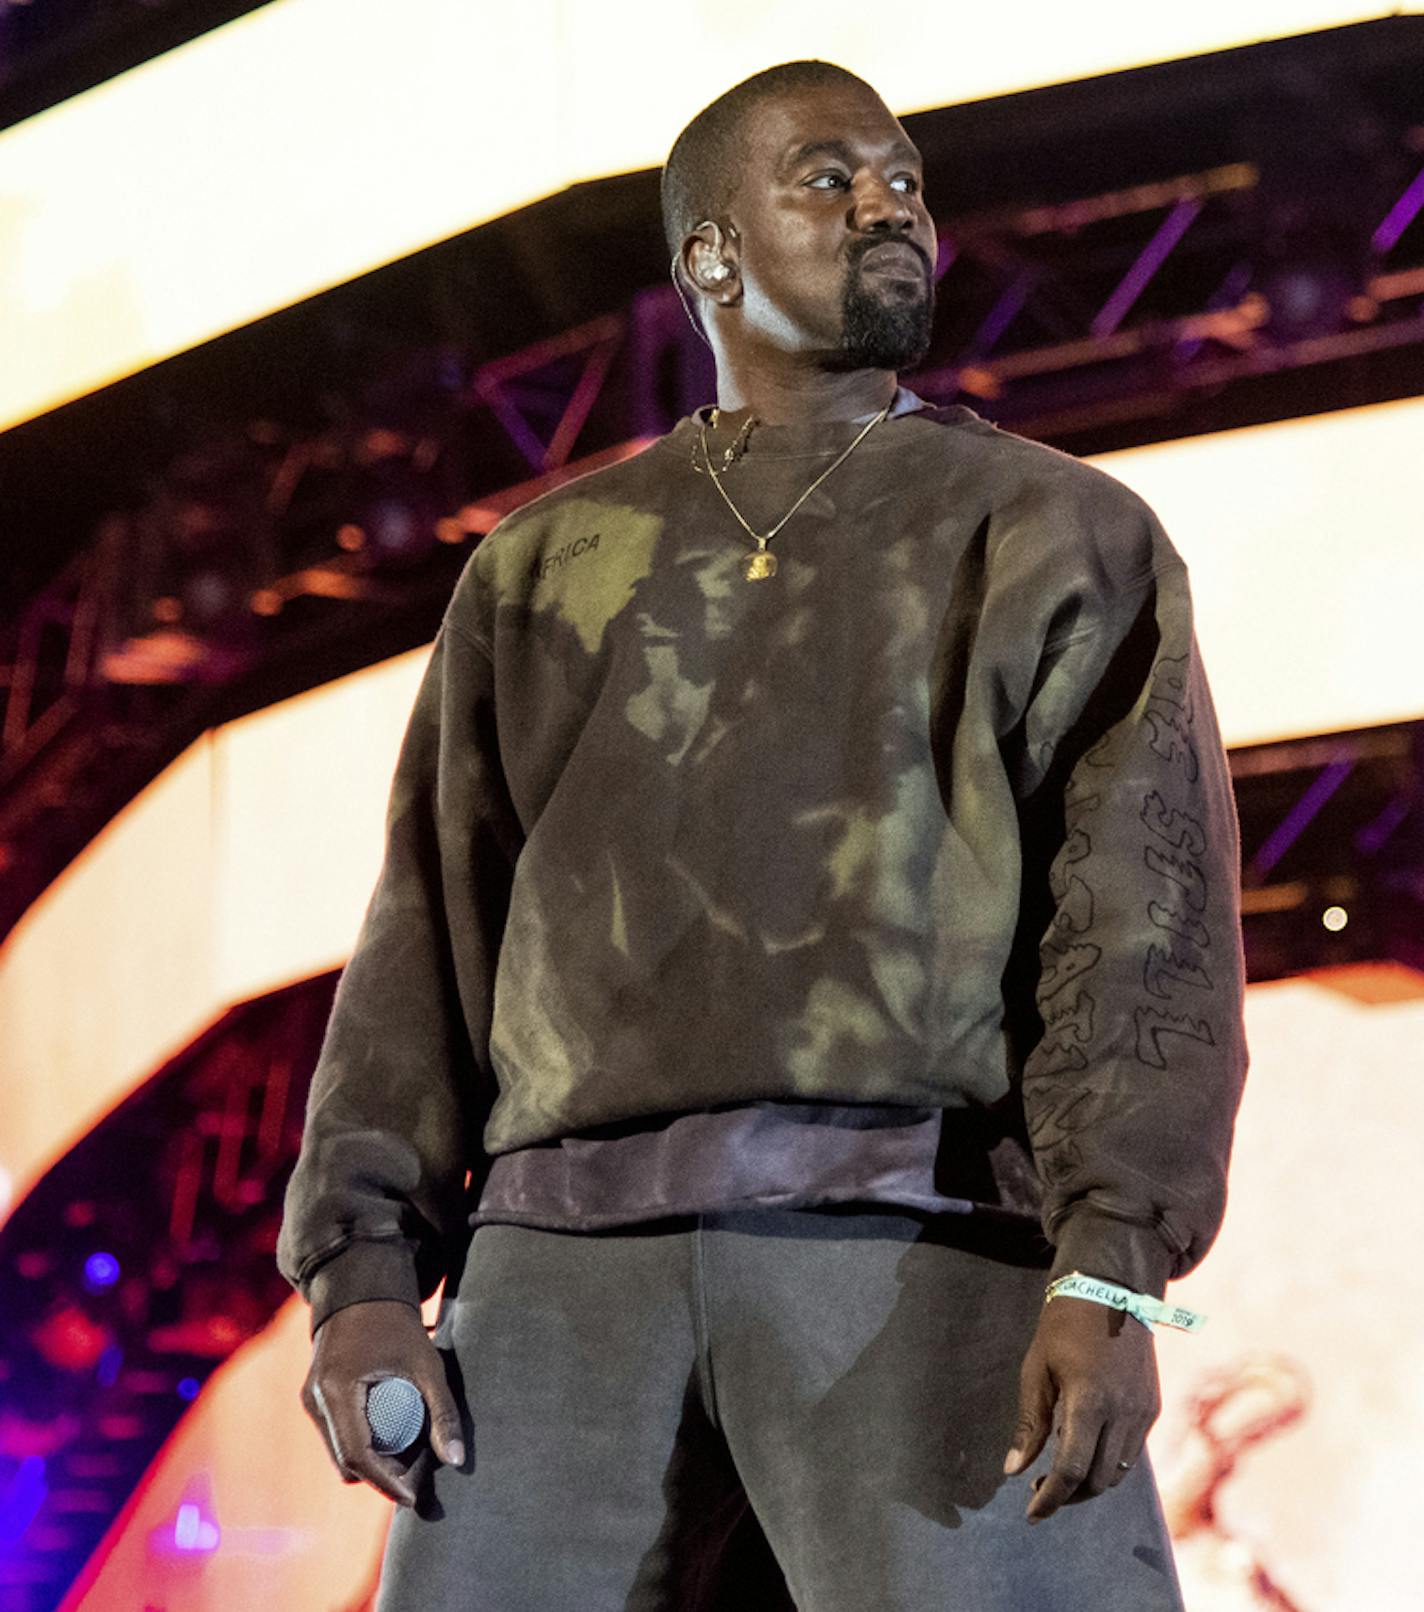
365, 1376, 427, 1455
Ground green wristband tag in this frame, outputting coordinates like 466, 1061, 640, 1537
1045, 1271, 1207, 1334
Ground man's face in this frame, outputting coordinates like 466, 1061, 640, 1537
721, 81, 938, 371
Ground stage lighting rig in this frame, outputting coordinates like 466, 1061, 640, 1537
344, 425, 452, 573
98, 441, 276, 686
1233, 721, 1424, 981
1238, 75, 1396, 342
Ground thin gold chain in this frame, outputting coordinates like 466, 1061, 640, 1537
698, 403, 891, 551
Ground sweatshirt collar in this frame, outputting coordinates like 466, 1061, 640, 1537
667, 385, 935, 461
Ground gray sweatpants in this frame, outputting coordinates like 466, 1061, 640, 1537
377, 1205, 1184, 1611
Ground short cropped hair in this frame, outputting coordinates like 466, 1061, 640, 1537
660, 60, 876, 264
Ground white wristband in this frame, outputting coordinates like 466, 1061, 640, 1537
1045, 1270, 1207, 1334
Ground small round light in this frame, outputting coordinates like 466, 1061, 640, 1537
84, 1251, 121, 1289
370, 499, 421, 555
1322, 905, 1349, 933
177, 1377, 201, 1402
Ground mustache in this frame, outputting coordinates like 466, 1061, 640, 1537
847, 237, 933, 278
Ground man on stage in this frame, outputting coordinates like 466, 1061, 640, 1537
279, 59, 1248, 1611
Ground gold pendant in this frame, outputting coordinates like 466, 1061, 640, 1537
744, 549, 778, 581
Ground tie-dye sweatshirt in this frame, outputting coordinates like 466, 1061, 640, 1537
277, 399, 1248, 1332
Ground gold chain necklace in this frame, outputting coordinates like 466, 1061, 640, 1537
695, 403, 891, 581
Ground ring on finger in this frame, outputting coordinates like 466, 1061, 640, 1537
1116, 1460, 1133, 1472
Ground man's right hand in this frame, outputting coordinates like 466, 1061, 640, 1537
301, 1298, 465, 1507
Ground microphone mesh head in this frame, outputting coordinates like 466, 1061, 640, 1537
366, 1376, 427, 1454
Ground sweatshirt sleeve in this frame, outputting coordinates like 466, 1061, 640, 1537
1013, 553, 1248, 1300
276, 616, 522, 1334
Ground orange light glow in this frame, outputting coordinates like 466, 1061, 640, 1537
0, 649, 428, 1221
59, 1298, 391, 1612
1098, 392, 1424, 744
1152, 965, 1424, 1610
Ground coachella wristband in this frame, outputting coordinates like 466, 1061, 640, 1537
1044, 1271, 1207, 1334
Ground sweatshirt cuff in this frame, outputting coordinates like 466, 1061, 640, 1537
304, 1238, 424, 1337
1047, 1209, 1178, 1300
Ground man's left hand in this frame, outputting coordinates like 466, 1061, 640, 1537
1002, 1295, 1162, 1522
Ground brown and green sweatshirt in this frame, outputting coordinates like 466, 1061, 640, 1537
277, 398, 1249, 1332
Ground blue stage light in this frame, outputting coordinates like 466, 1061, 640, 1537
0, 1458, 47, 1548
83, 1251, 120, 1289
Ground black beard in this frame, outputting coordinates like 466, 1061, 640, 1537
837, 248, 935, 371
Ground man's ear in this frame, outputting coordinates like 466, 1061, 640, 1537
682, 220, 739, 299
